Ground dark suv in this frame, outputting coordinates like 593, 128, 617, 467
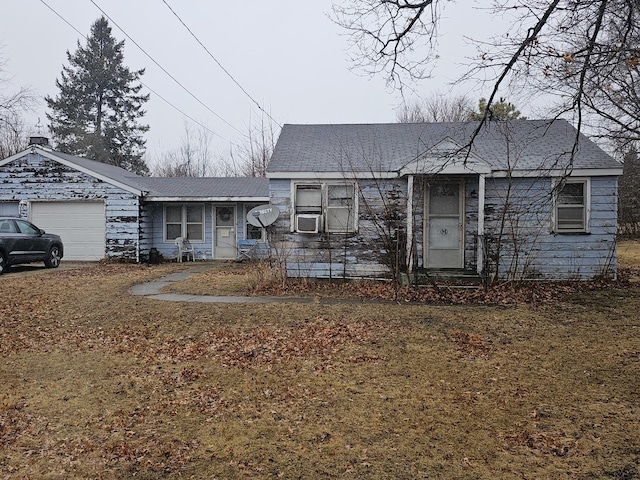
0, 217, 64, 274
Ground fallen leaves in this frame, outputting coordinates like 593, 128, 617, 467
251, 266, 640, 306
451, 331, 493, 358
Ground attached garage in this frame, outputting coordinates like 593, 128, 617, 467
31, 201, 106, 261
0, 144, 144, 262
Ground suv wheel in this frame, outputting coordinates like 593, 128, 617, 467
45, 246, 62, 268
0, 252, 6, 275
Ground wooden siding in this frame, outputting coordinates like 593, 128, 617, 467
270, 174, 618, 281
483, 176, 618, 280
0, 152, 140, 260
140, 201, 266, 261
269, 178, 405, 278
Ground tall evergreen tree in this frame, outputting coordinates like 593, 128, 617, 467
46, 16, 150, 174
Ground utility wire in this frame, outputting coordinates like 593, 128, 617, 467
39, 0, 234, 143
162, 0, 282, 129
90, 0, 245, 137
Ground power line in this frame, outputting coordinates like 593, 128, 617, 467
161, 0, 282, 129
39, 0, 235, 144
39, 0, 86, 38
89, 0, 245, 137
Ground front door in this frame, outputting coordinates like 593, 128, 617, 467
425, 181, 464, 269
214, 206, 236, 259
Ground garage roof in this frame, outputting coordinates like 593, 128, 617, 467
1, 146, 269, 201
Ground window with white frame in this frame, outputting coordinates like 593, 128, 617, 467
294, 182, 356, 233
554, 178, 589, 233
164, 204, 204, 241
244, 204, 263, 240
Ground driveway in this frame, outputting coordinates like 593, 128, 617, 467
4, 261, 97, 277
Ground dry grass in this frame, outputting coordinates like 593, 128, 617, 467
0, 242, 639, 479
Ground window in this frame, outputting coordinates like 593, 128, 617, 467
16, 220, 39, 235
327, 184, 355, 232
245, 204, 263, 240
294, 182, 357, 233
164, 204, 204, 241
554, 179, 589, 233
0, 219, 16, 233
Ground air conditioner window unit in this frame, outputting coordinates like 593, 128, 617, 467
296, 214, 321, 233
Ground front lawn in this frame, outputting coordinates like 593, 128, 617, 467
0, 243, 639, 478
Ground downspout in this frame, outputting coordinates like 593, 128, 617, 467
477, 174, 486, 276
406, 175, 414, 273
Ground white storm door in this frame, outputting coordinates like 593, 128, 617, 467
426, 182, 464, 269
214, 206, 236, 259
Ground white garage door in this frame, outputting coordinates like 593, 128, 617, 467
0, 201, 19, 216
31, 201, 106, 261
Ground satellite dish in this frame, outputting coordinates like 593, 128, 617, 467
247, 204, 280, 228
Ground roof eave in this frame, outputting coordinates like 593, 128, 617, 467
489, 167, 623, 178
143, 196, 270, 202
266, 171, 398, 179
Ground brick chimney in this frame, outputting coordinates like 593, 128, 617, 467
29, 136, 50, 147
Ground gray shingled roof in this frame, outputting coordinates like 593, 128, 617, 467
134, 177, 269, 198
46, 150, 268, 198
47, 150, 145, 191
267, 119, 621, 173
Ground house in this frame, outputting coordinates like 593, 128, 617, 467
266, 120, 623, 281
0, 138, 269, 262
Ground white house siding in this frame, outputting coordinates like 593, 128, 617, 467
483, 176, 618, 280
0, 152, 141, 261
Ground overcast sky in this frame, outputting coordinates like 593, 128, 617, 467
0, 1, 516, 164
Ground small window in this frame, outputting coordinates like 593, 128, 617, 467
293, 182, 357, 233
165, 206, 183, 241
554, 179, 589, 233
165, 204, 204, 242
245, 204, 263, 241
295, 185, 322, 215
326, 184, 355, 232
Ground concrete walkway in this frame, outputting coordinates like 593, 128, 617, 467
130, 264, 373, 305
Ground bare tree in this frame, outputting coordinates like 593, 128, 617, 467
229, 114, 278, 177
1, 53, 35, 158
618, 147, 640, 237
332, 1, 640, 147
152, 124, 219, 177
396, 93, 474, 123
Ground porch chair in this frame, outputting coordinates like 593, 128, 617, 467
174, 236, 195, 262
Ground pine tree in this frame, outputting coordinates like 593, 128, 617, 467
469, 98, 525, 121
46, 16, 150, 174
